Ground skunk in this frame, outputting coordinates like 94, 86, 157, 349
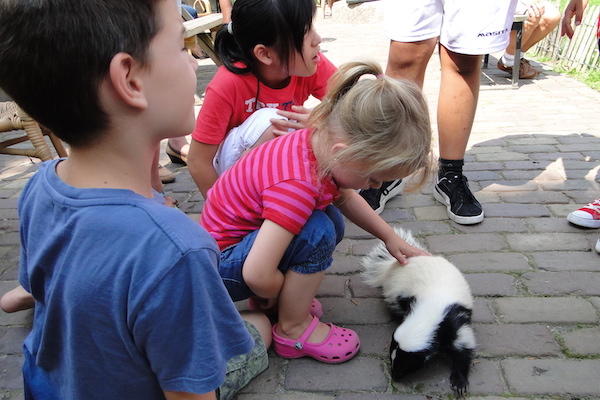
361, 227, 475, 397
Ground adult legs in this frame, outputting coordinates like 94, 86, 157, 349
437, 46, 480, 160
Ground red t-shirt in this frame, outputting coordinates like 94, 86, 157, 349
200, 129, 339, 250
192, 53, 337, 145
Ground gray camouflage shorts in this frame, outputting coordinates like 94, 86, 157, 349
218, 321, 269, 400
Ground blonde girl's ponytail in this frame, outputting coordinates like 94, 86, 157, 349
309, 61, 383, 130
310, 61, 433, 190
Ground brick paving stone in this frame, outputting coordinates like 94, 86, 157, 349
335, 239, 352, 255
504, 160, 547, 170
501, 359, 600, 395
483, 203, 550, 218
392, 358, 506, 396
285, 357, 387, 392
329, 255, 363, 275
557, 134, 599, 144
379, 208, 414, 223
562, 327, 600, 355
563, 190, 600, 203
498, 191, 570, 204
465, 273, 518, 296
385, 193, 435, 208
532, 251, 600, 271
495, 297, 597, 323
239, 355, 285, 395
389, 221, 452, 236
472, 190, 502, 204
463, 162, 504, 171
506, 233, 591, 251
348, 239, 379, 256
345, 324, 395, 357
0, 233, 19, 247
448, 252, 531, 273
540, 180, 597, 191
525, 217, 587, 233
450, 218, 527, 233
319, 274, 382, 299
473, 324, 560, 356
476, 152, 528, 161
348, 277, 384, 299
502, 169, 564, 181
344, 223, 375, 239
335, 395, 423, 400
558, 143, 600, 152
510, 137, 560, 145
472, 298, 496, 323
320, 298, 390, 324
0, 327, 29, 355
0, 199, 18, 210
478, 181, 539, 192
468, 146, 504, 154
0, 391, 24, 400
549, 203, 586, 217
506, 144, 558, 153
464, 171, 503, 181
413, 206, 447, 221
238, 395, 334, 400
425, 233, 506, 253
529, 152, 584, 160
524, 271, 600, 295
0, 355, 23, 390
589, 296, 600, 311
0, 190, 18, 199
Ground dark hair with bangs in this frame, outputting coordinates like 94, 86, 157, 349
215, 0, 315, 76
0, 0, 161, 148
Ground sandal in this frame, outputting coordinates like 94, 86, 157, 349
272, 316, 360, 364
247, 297, 323, 319
166, 142, 188, 165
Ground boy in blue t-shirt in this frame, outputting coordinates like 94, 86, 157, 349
0, 0, 269, 399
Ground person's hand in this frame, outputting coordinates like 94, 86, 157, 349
526, 2, 544, 23
561, 0, 589, 39
384, 234, 431, 265
270, 105, 311, 136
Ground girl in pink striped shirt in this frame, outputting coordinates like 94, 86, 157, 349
202, 61, 434, 364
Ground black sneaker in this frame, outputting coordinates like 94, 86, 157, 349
434, 172, 484, 225
359, 179, 404, 214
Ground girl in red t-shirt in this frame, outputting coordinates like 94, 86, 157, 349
177, 0, 337, 197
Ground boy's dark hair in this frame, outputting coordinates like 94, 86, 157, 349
215, 0, 315, 76
0, 0, 160, 147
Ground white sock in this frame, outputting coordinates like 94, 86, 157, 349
501, 53, 515, 67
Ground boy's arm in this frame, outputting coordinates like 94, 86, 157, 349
164, 391, 216, 400
335, 189, 429, 264
188, 140, 219, 198
242, 219, 293, 299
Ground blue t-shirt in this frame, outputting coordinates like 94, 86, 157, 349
19, 160, 253, 399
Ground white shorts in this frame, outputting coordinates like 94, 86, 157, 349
213, 108, 287, 175
384, 0, 519, 55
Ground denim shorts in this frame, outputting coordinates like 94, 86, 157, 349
219, 205, 345, 301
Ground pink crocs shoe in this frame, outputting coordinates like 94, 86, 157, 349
272, 316, 360, 364
248, 297, 323, 318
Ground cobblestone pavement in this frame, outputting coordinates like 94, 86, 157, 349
1, 9, 600, 400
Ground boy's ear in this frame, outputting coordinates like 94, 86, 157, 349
107, 53, 148, 110
252, 44, 276, 66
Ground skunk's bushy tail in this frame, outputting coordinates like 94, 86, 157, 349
361, 227, 427, 287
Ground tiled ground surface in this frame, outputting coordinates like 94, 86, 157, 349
1, 7, 600, 400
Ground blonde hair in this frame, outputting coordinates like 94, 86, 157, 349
309, 61, 433, 189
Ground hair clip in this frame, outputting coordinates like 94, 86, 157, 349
227, 22, 233, 35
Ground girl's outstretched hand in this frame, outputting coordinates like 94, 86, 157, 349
384, 234, 431, 265
270, 105, 311, 136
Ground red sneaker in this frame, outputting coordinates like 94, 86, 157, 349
567, 198, 600, 228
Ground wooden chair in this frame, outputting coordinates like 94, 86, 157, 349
0, 102, 68, 161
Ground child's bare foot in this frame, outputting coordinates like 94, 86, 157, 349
1, 285, 34, 313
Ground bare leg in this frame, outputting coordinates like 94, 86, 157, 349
521, 12, 561, 52
1, 285, 34, 313
386, 38, 438, 88
437, 46, 481, 160
276, 270, 330, 343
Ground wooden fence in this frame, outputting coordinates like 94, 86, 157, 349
531, 4, 599, 72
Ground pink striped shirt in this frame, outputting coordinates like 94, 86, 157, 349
201, 129, 339, 250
